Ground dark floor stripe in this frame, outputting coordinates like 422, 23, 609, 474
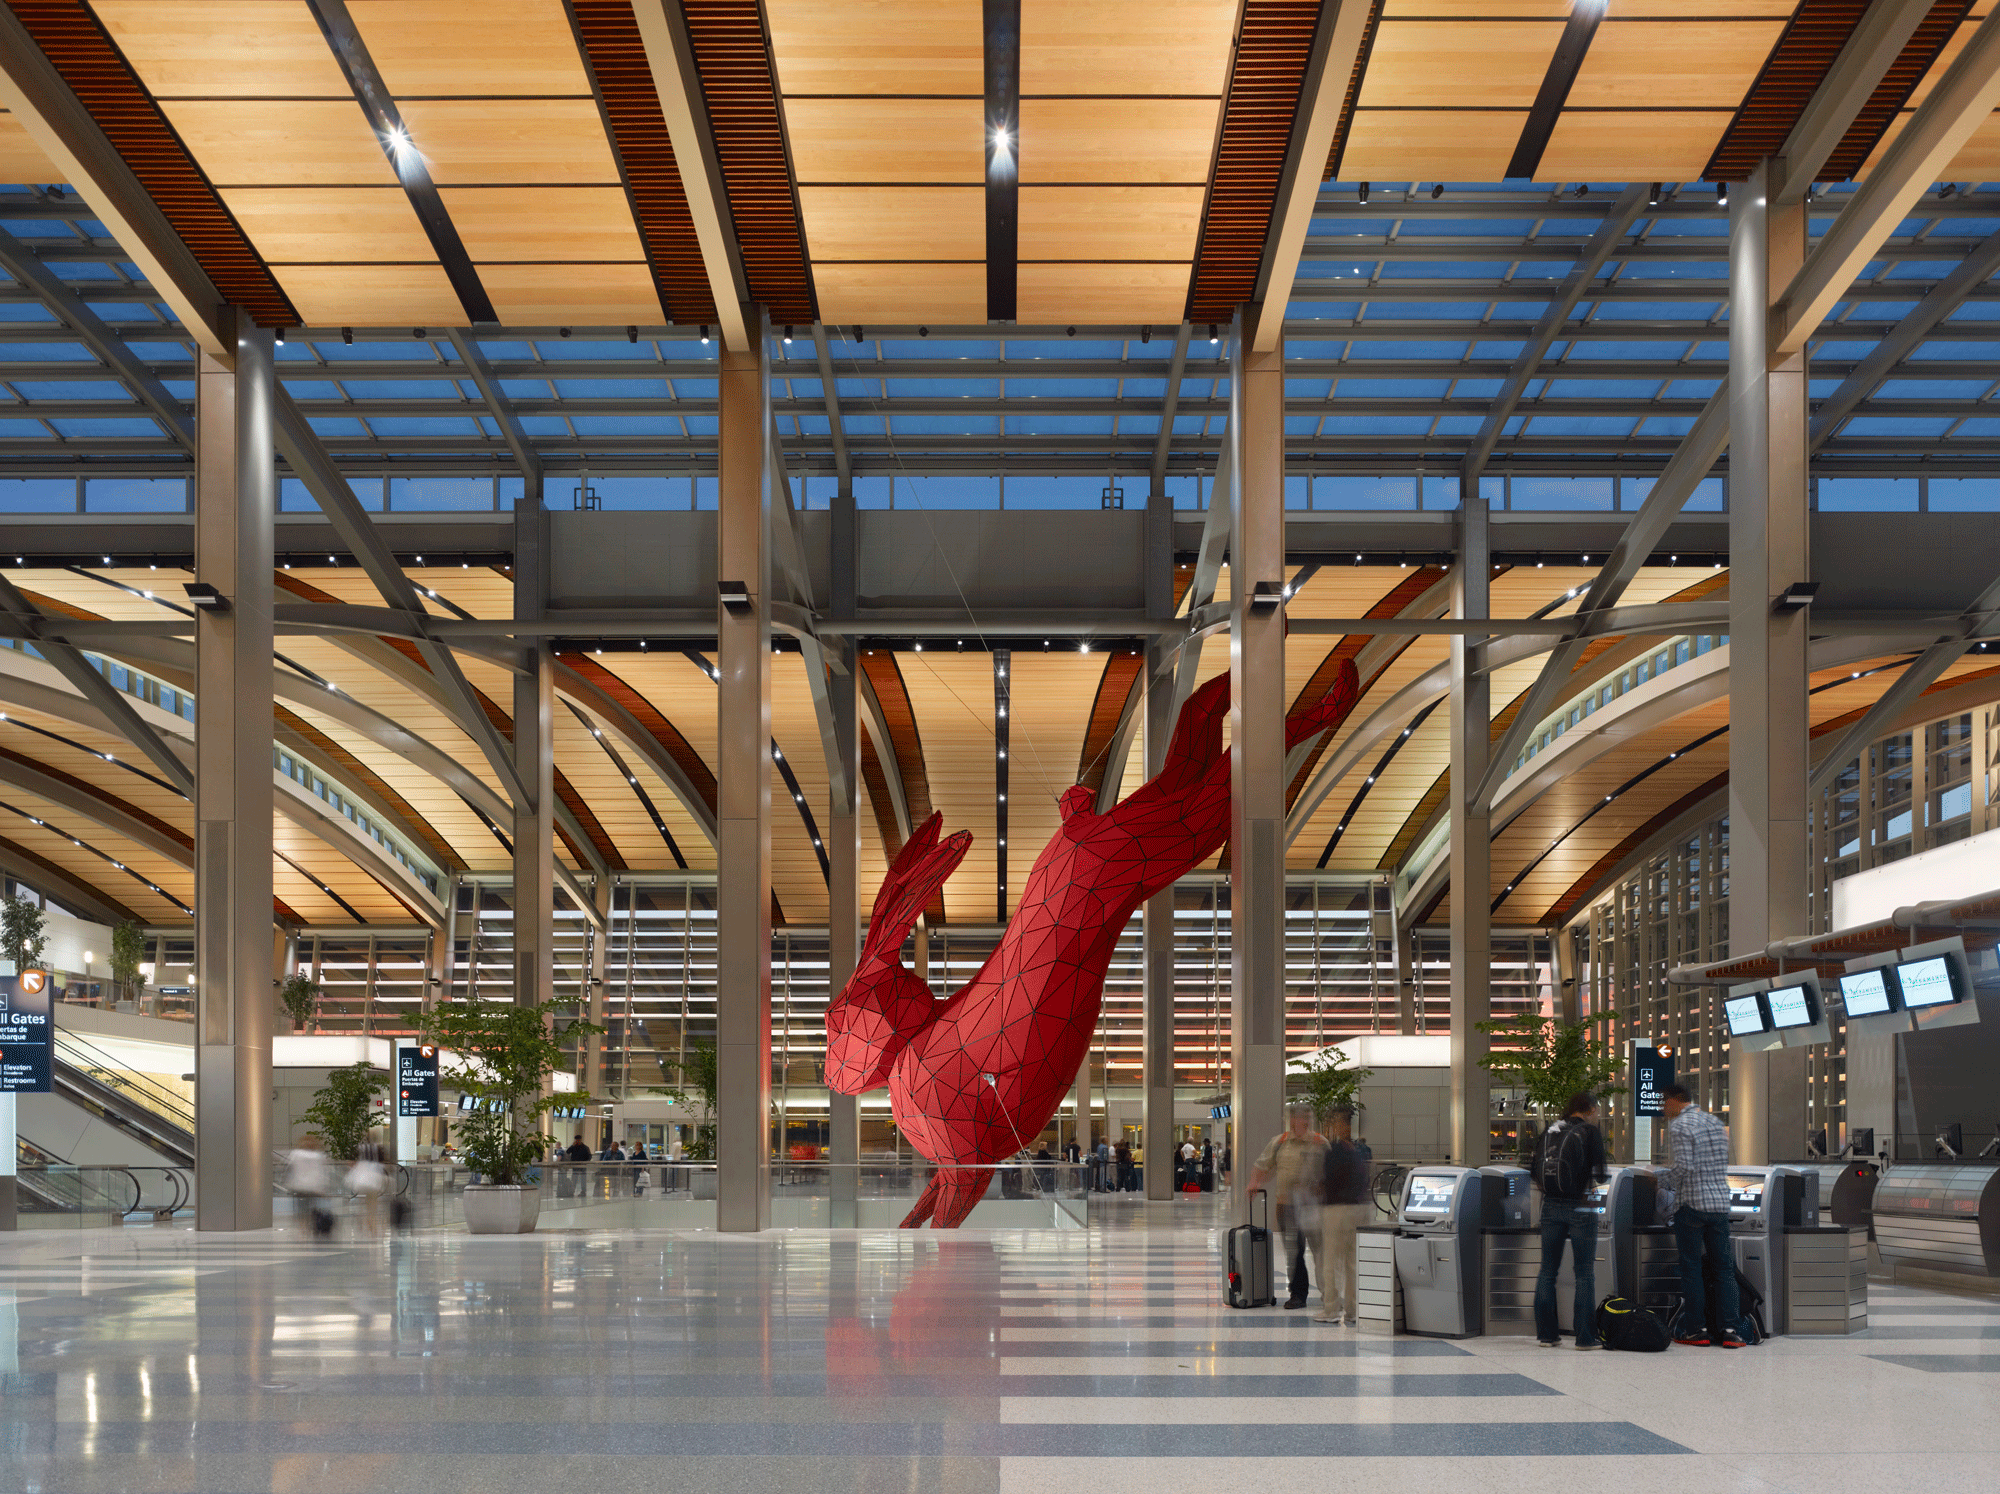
1866, 1354, 2000, 1372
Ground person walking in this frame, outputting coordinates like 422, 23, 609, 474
1248, 1103, 1330, 1310
347, 1138, 390, 1237
1530, 1092, 1610, 1349
564, 1132, 592, 1200
1199, 1138, 1215, 1194
1315, 1109, 1372, 1326
1095, 1137, 1112, 1192
1114, 1138, 1133, 1193
285, 1134, 333, 1238
1662, 1082, 1746, 1348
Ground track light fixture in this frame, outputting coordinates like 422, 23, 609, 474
626, 325, 638, 343
274, 327, 286, 345
1572, 183, 1588, 199
1358, 181, 1369, 204
341, 327, 354, 345
783, 325, 794, 343
1716, 182, 1728, 208
1140, 326, 1152, 344
1430, 182, 1444, 199
852, 324, 864, 343
700, 325, 711, 344
1207, 324, 1219, 344
1649, 183, 1662, 207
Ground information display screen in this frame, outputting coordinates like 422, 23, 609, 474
1404, 1174, 1459, 1217
1838, 968, 1895, 1018
1766, 981, 1820, 1030
1725, 993, 1770, 1036
1726, 1174, 1767, 1213
1895, 955, 1961, 1009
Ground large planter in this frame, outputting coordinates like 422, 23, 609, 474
462, 1184, 540, 1234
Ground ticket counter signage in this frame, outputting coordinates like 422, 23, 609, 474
0, 970, 53, 1094
397, 1045, 440, 1118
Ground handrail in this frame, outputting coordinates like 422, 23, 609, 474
54, 1029, 195, 1130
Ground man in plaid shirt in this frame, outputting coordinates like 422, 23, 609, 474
1662, 1083, 1744, 1347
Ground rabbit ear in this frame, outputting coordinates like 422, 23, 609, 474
864, 825, 971, 963
1286, 659, 1360, 750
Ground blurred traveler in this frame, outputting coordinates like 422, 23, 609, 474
1248, 1104, 1329, 1310
1315, 1110, 1372, 1326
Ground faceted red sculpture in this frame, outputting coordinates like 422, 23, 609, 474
826, 661, 1361, 1228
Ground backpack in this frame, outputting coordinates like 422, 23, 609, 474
1537, 1118, 1592, 1199
1595, 1296, 1672, 1352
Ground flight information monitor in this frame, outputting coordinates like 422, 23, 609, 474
1839, 968, 1895, 1018
1725, 993, 1770, 1036
1895, 955, 1964, 1009
1404, 1173, 1459, 1218
1766, 981, 1821, 1030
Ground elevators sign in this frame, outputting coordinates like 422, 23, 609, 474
1633, 1046, 1675, 1117
398, 1045, 440, 1118
0, 970, 53, 1093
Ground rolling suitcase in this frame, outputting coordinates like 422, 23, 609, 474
1225, 1189, 1276, 1308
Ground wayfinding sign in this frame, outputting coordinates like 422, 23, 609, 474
397, 1044, 440, 1118
0, 971, 54, 1093
1633, 1045, 1675, 1117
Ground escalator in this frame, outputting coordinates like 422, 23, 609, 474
14, 1136, 193, 1221
48, 1030, 196, 1167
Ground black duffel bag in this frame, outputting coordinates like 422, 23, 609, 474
1595, 1296, 1672, 1352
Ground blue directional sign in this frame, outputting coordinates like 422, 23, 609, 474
0, 970, 54, 1093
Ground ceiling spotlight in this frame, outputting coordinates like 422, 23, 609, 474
1430, 183, 1444, 199
992, 125, 1011, 152
275, 327, 286, 345
1572, 183, 1588, 199
1140, 326, 1152, 344
700, 325, 711, 344
1207, 324, 1219, 344
1358, 181, 1369, 204
783, 325, 795, 344
626, 325, 638, 344
341, 327, 354, 345
413, 327, 425, 339
852, 325, 863, 343
1716, 183, 1728, 208
558, 327, 572, 339
385, 125, 409, 152
1649, 183, 1663, 207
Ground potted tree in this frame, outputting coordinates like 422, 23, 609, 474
1476, 1010, 1627, 1157
300, 1060, 390, 1163
279, 971, 321, 1033
1293, 1046, 1373, 1126
1, 894, 48, 978
110, 920, 147, 1012
417, 995, 600, 1234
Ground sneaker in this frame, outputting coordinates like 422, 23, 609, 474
1537, 1340, 1561, 1349
1673, 1333, 1711, 1347
1718, 1330, 1747, 1349
1575, 1341, 1604, 1351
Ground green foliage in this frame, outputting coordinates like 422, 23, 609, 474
416, 996, 600, 1186
1, 896, 48, 973
1476, 1011, 1627, 1116
1293, 1048, 1373, 1121
110, 921, 147, 1002
299, 1061, 389, 1162
279, 973, 321, 1030
658, 1039, 718, 1161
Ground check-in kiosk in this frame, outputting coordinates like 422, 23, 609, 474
1392, 1166, 1483, 1338
1724, 1164, 1814, 1333
1476, 1165, 1538, 1335
1597, 1164, 1678, 1312
1872, 1162, 2000, 1281
1799, 1160, 1881, 1237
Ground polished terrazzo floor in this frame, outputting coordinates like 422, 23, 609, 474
0, 1200, 1995, 1493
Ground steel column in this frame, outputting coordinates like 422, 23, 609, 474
1142, 637, 1177, 1200
826, 641, 861, 1227
1449, 487, 1492, 1167
1728, 160, 1813, 1164
715, 324, 773, 1232
194, 313, 275, 1232
1228, 323, 1288, 1215
513, 497, 555, 1013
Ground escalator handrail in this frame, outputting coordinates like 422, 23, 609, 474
52, 1061, 196, 1166
52, 1030, 196, 1129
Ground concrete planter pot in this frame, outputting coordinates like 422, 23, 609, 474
461, 1184, 540, 1234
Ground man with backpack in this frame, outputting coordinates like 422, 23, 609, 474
1314, 1109, 1371, 1326
1531, 1092, 1609, 1349
1661, 1083, 1746, 1348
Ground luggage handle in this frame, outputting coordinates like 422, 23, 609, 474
1249, 1187, 1269, 1230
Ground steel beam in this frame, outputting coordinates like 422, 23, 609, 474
1149, 323, 1193, 494
446, 329, 542, 498
1773, 8, 2000, 362
811, 323, 852, 492
1461, 184, 1648, 489
1448, 486, 1491, 1168
1771, 0, 1934, 203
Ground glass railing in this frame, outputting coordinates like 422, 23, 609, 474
12, 1164, 193, 1227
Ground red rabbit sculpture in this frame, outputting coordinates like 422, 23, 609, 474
826, 659, 1361, 1228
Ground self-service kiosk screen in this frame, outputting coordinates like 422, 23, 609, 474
1404, 1174, 1459, 1217
1895, 955, 1961, 1008
1838, 968, 1894, 1018
1726, 1174, 1766, 1213
1725, 993, 1770, 1036
1766, 981, 1820, 1029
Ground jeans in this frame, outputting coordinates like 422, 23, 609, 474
1674, 1206, 1739, 1336
1534, 1198, 1600, 1346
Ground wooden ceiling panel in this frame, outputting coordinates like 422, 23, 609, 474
883, 653, 996, 928
769, 655, 833, 924
1017, 262, 1191, 324
1945, 110, 2000, 175
814, 261, 986, 323
91, 1, 354, 98
1019, 99, 1218, 184
157, 99, 397, 186
1019, 0, 1237, 96
1338, 111, 1526, 181
1568, 22, 1786, 109
219, 186, 435, 263
393, 99, 621, 184
1019, 185, 1205, 262
1607, 1, 1800, 13
784, 98, 984, 183
271, 263, 466, 325
1357, 21, 1564, 110
280, 706, 498, 869
1539, 113, 1724, 185
1381, 1, 1569, 14
346, 1, 595, 96
765, 0, 983, 96
439, 186, 645, 260
478, 262, 662, 324
0, 112, 61, 182
798, 185, 985, 262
